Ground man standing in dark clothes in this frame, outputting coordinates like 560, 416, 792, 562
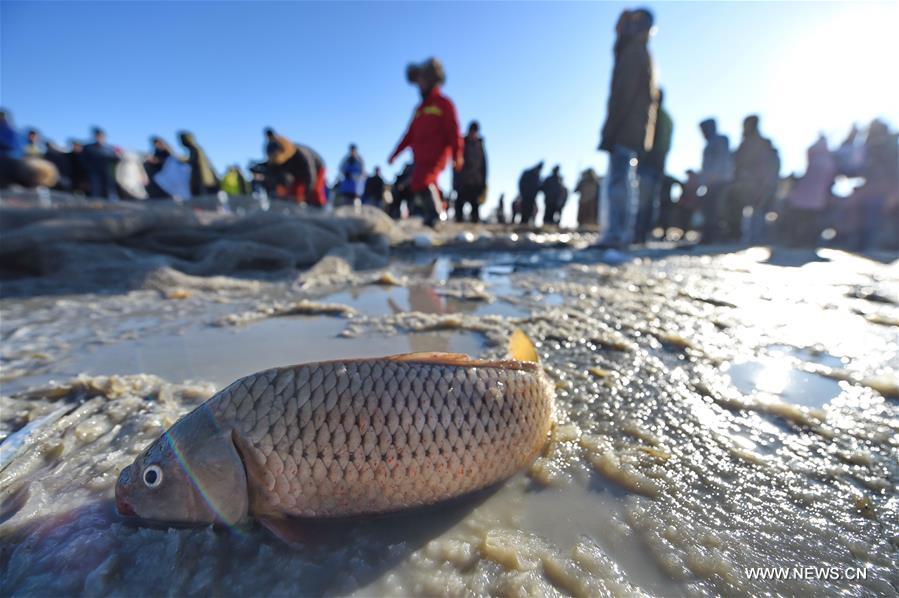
540, 165, 567, 226
597, 8, 659, 247
67, 141, 90, 195
518, 161, 543, 225
389, 57, 463, 227
389, 162, 415, 219
83, 127, 120, 199
699, 118, 733, 243
363, 166, 386, 207
729, 115, 780, 242
453, 121, 488, 223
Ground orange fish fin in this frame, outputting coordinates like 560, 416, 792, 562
258, 516, 309, 545
509, 329, 539, 363
386, 352, 476, 366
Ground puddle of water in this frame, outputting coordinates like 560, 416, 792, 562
10, 316, 483, 391
767, 344, 845, 369
515, 477, 676, 595
324, 284, 527, 318
726, 360, 843, 408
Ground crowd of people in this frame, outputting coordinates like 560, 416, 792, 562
1, 7, 897, 250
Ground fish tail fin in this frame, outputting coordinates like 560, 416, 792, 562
509, 329, 539, 363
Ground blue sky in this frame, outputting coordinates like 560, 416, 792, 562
2, 1, 897, 223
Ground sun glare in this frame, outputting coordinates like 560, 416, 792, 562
767, 4, 899, 141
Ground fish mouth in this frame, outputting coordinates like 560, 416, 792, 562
115, 465, 137, 517
116, 494, 136, 517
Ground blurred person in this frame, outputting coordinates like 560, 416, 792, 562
337, 144, 366, 206
263, 128, 327, 206
495, 193, 507, 224
597, 8, 659, 247
0, 111, 58, 189
388, 57, 463, 227
540, 165, 567, 226
518, 162, 543, 224
656, 174, 682, 237
453, 121, 488, 223
785, 135, 836, 247
388, 162, 415, 219
67, 141, 90, 195
0, 110, 23, 159
43, 140, 72, 190
178, 131, 219, 196
24, 129, 43, 157
673, 169, 701, 234
834, 124, 865, 177
698, 118, 733, 243
575, 168, 602, 227
295, 144, 327, 207
362, 166, 386, 207
635, 88, 673, 243
83, 127, 120, 199
144, 137, 175, 198
511, 194, 522, 224
221, 165, 251, 196
729, 115, 780, 243
852, 120, 899, 250
264, 127, 296, 197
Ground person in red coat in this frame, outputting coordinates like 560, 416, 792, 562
389, 58, 464, 226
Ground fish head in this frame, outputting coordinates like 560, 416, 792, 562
115, 405, 248, 526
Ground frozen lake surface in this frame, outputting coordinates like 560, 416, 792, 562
2, 213, 898, 596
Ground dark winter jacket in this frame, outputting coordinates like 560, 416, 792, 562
599, 34, 658, 153
518, 164, 542, 199
454, 135, 487, 190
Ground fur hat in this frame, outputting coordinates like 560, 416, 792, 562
406, 57, 446, 87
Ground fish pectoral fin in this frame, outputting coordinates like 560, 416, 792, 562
258, 516, 309, 545
386, 352, 476, 365
230, 429, 277, 518
509, 329, 539, 363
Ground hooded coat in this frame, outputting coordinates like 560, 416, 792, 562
180, 133, 218, 195
599, 34, 658, 153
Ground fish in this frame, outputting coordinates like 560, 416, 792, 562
115, 331, 555, 527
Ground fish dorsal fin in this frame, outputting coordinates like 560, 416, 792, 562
386, 352, 476, 366
509, 329, 539, 363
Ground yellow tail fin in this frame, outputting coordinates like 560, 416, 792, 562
509, 329, 539, 363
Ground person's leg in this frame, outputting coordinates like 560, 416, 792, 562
454, 191, 465, 223
701, 184, 720, 244
601, 145, 638, 245
601, 148, 628, 244
414, 186, 441, 227
521, 193, 535, 224
469, 188, 481, 223
634, 170, 656, 243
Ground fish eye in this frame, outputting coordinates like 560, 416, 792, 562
143, 465, 163, 488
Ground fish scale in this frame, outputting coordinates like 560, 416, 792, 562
205, 355, 554, 517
